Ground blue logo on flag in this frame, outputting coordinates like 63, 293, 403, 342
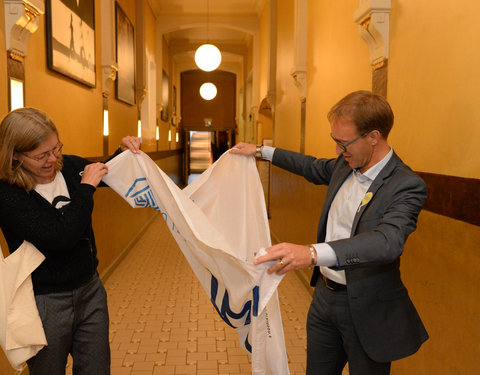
125, 177, 159, 210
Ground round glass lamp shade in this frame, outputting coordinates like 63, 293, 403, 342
195, 44, 222, 71
199, 82, 217, 100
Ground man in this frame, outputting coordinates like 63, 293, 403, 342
230, 91, 428, 375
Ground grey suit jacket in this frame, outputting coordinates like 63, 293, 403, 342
272, 148, 429, 362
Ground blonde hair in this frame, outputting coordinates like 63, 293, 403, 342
0, 107, 63, 191
327, 90, 394, 139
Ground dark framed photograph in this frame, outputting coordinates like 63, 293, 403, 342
161, 70, 169, 121
173, 85, 177, 115
45, 0, 96, 87
115, 2, 136, 105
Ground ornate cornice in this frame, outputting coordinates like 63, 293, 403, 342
291, 70, 307, 103
4, 0, 44, 59
354, 0, 391, 69
102, 64, 118, 97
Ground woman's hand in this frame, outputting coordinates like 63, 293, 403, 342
254, 242, 313, 275
229, 142, 256, 156
120, 136, 142, 154
81, 163, 109, 187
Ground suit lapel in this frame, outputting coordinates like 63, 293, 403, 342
350, 152, 401, 235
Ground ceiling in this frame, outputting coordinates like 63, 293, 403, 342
147, 0, 266, 65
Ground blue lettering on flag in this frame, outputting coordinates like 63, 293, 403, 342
209, 276, 259, 353
244, 336, 252, 352
210, 275, 259, 322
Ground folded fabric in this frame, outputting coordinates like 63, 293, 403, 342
103, 150, 290, 375
0, 241, 47, 370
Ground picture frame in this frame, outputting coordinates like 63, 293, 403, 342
171, 85, 177, 126
173, 85, 177, 115
45, 0, 96, 87
115, 2, 136, 105
161, 70, 169, 121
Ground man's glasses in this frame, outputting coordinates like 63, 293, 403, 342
21, 143, 63, 163
330, 132, 368, 152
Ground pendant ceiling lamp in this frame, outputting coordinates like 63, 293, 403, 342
195, 0, 222, 71
195, 44, 221, 72
199, 82, 217, 100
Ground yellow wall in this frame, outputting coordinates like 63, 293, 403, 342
274, 0, 301, 151
257, 0, 270, 106
388, 0, 480, 178
141, 0, 158, 152
393, 212, 480, 374
305, 0, 371, 159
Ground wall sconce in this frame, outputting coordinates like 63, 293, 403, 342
204, 118, 212, 127
137, 119, 142, 137
9, 78, 24, 111
168, 129, 172, 142
156, 125, 159, 140
176, 132, 179, 143
103, 109, 109, 136
200, 82, 217, 100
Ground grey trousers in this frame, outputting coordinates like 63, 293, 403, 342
27, 274, 110, 375
306, 282, 391, 375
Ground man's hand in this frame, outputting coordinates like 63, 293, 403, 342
254, 242, 314, 275
229, 142, 256, 157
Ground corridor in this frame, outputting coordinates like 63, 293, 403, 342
70, 214, 314, 375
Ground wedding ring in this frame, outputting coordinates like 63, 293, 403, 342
279, 259, 285, 266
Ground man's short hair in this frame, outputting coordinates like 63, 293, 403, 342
327, 90, 394, 139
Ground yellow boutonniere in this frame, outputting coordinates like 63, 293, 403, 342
358, 192, 373, 212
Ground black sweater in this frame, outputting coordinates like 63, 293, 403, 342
0, 154, 112, 294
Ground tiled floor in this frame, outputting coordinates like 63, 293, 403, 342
66, 214, 313, 375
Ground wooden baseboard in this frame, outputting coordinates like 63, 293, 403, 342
416, 172, 480, 226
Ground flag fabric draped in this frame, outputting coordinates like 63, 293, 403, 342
103, 150, 290, 375
0, 241, 47, 370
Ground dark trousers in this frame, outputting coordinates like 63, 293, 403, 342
306, 281, 391, 375
27, 274, 110, 375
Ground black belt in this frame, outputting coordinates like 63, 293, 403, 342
322, 274, 347, 291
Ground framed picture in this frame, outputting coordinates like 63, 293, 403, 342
173, 85, 177, 115
115, 2, 136, 105
46, 0, 96, 87
161, 70, 169, 121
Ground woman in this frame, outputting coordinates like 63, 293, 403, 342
0, 107, 141, 375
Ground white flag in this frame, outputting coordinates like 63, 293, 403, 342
103, 150, 290, 375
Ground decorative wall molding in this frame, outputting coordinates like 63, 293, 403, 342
291, 0, 308, 102
266, 0, 277, 114
291, 70, 307, 103
102, 65, 118, 96
101, 0, 118, 96
354, 0, 391, 69
4, 0, 44, 59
